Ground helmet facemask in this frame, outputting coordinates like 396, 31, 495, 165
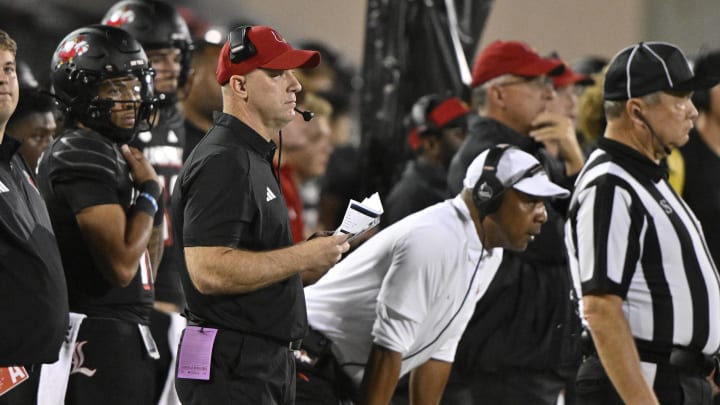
78, 68, 157, 143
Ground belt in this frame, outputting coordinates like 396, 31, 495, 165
635, 339, 716, 377
288, 339, 303, 351
186, 319, 302, 351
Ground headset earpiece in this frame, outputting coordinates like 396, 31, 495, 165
472, 144, 510, 218
228, 26, 256, 64
472, 144, 544, 218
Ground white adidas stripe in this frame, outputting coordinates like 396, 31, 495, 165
266, 187, 276, 202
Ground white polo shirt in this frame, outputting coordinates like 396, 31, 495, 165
305, 195, 503, 386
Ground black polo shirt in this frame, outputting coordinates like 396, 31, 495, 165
0, 136, 68, 366
172, 112, 307, 342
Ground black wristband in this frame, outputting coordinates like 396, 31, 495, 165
131, 193, 158, 218
140, 180, 161, 201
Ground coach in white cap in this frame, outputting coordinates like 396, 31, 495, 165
296, 144, 569, 404
566, 41, 720, 405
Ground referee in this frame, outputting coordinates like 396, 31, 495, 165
565, 42, 720, 405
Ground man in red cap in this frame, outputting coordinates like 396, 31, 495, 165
444, 40, 585, 405
171, 25, 350, 404
382, 94, 469, 228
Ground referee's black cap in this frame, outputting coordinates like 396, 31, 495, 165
604, 41, 720, 101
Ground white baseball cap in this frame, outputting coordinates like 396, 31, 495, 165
463, 146, 570, 198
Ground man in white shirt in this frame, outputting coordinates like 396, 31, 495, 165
297, 145, 570, 405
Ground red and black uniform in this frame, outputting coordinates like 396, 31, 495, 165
37, 128, 155, 405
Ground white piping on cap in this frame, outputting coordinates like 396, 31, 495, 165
642, 42, 674, 90
625, 44, 640, 99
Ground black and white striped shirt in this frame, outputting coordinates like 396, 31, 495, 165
565, 138, 720, 355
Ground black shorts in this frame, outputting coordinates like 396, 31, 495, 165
65, 317, 155, 405
175, 328, 296, 405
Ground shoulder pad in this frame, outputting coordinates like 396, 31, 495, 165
44, 128, 126, 185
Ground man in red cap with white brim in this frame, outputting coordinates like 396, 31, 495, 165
171, 25, 350, 404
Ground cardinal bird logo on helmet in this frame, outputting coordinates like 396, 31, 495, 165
57, 36, 89, 65
104, 6, 135, 27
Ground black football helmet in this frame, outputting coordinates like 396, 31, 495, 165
102, 0, 193, 104
51, 24, 156, 143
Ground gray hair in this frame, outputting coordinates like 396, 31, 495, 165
471, 74, 513, 111
604, 92, 661, 119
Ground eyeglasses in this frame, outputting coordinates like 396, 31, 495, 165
497, 75, 554, 89
556, 84, 586, 98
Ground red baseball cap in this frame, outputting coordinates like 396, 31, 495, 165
552, 63, 594, 87
216, 25, 321, 85
471, 40, 564, 88
407, 97, 470, 150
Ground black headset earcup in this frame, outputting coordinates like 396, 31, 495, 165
472, 145, 509, 218
472, 175, 503, 218
228, 26, 257, 64
472, 180, 488, 217
483, 197, 503, 218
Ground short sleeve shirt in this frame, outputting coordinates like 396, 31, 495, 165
305, 197, 502, 385
173, 112, 307, 341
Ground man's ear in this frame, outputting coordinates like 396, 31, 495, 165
489, 84, 505, 108
626, 99, 645, 125
230, 75, 248, 98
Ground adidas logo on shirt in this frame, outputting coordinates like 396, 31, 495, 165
167, 130, 179, 143
266, 187, 276, 202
